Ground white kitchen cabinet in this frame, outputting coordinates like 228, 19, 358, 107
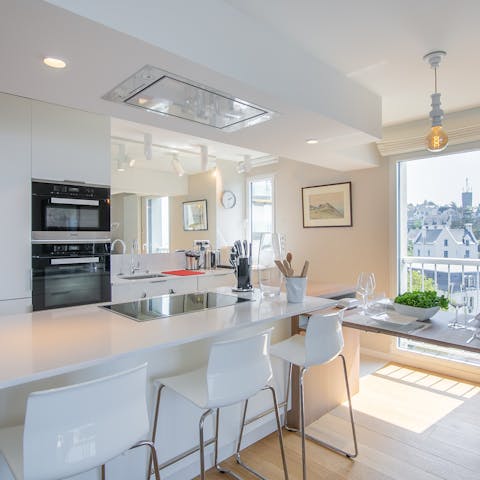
31, 101, 110, 186
197, 272, 235, 291
0, 298, 32, 316
111, 277, 197, 303
0, 94, 32, 304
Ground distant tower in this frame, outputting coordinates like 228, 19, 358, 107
463, 177, 472, 209
462, 177, 473, 223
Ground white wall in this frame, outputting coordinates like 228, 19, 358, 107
215, 159, 245, 248
254, 158, 390, 291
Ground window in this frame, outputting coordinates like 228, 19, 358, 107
144, 197, 169, 253
248, 176, 274, 260
397, 150, 480, 366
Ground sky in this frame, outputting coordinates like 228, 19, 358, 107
405, 150, 480, 206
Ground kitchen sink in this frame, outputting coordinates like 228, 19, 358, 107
120, 273, 168, 280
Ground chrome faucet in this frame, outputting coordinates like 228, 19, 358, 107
130, 239, 141, 275
111, 238, 126, 255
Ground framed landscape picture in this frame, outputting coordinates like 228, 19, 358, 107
302, 182, 352, 227
183, 199, 208, 231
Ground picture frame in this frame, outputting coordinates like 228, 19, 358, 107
183, 199, 208, 231
302, 182, 352, 228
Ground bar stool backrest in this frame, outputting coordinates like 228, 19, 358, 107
23, 364, 149, 480
305, 310, 345, 367
206, 330, 273, 408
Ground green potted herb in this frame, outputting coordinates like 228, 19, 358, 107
393, 290, 448, 320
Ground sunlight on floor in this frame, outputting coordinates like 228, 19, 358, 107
349, 364, 479, 433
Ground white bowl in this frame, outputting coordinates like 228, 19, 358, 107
393, 303, 440, 320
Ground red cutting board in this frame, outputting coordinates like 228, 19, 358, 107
162, 270, 205, 276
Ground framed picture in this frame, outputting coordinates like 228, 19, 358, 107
183, 199, 208, 231
302, 182, 352, 228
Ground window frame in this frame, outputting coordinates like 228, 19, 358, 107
142, 195, 170, 254
246, 173, 276, 244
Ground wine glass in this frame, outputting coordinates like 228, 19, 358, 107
356, 272, 376, 313
448, 283, 467, 329
258, 233, 285, 297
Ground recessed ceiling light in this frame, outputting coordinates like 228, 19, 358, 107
43, 57, 66, 69
306, 139, 319, 144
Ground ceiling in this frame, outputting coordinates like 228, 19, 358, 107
225, 0, 480, 126
1, 1, 478, 171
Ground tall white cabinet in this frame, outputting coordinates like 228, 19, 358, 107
0, 94, 32, 312
0, 93, 111, 315
31, 101, 110, 186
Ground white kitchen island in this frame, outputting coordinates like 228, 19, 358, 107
0, 288, 334, 480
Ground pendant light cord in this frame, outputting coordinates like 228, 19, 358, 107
434, 67, 438, 94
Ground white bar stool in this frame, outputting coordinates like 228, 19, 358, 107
270, 309, 358, 480
0, 364, 161, 480
149, 329, 289, 480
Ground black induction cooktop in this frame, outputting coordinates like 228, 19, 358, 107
102, 292, 252, 322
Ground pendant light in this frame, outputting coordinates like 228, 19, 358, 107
424, 50, 448, 152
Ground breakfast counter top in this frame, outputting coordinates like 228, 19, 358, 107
0, 288, 334, 390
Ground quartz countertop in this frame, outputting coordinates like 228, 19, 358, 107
0, 288, 334, 389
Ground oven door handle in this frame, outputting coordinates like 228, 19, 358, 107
51, 257, 100, 265
51, 197, 100, 206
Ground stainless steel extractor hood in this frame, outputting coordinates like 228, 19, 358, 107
103, 65, 275, 132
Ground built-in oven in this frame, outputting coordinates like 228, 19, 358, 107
32, 181, 110, 242
32, 242, 111, 311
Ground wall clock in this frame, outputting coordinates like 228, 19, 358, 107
221, 190, 236, 209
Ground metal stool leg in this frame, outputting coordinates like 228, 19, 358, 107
304, 355, 358, 458
148, 384, 165, 479
212, 408, 242, 479
284, 362, 297, 432
199, 409, 214, 480
299, 368, 307, 480
267, 385, 289, 480
340, 354, 358, 458
131, 441, 161, 480
101, 464, 106, 480
235, 387, 289, 480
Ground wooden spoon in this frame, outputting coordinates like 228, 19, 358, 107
286, 252, 293, 270
283, 259, 294, 277
275, 260, 288, 277
300, 260, 309, 278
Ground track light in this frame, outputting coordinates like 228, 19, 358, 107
171, 153, 185, 177
200, 145, 209, 171
144, 132, 152, 160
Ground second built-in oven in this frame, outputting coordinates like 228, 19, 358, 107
32, 242, 111, 311
32, 181, 110, 242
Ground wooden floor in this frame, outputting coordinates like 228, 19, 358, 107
199, 363, 480, 479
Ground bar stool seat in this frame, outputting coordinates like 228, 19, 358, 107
270, 309, 358, 480
0, 364, 161, 480
150, 330, 289, 480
